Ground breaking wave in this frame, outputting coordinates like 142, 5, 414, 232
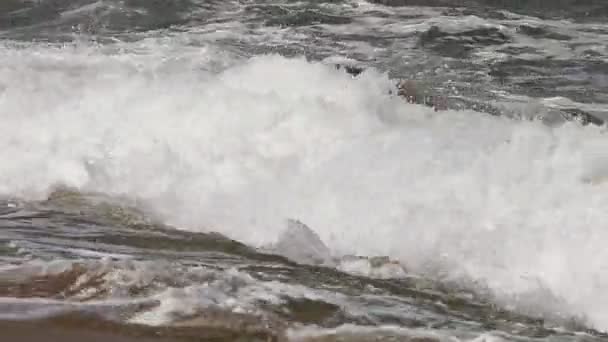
1, 41, 608, 331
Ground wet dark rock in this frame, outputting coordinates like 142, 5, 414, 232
334, 63, 603, 126
397, 80, 448, 111
334, 64, 448, 110
448, 97, 503, 116
334, 64, 365, 77
560, 108, 604, 126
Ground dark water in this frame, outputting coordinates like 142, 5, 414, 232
1, 191, 607, 341
1, 0, 607, 119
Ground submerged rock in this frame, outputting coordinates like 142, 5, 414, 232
334, 63, 604, 126
559, 107, 605, 126
397, 80, 448, 111
334, 64, 448, 111
334, 63, 365, 77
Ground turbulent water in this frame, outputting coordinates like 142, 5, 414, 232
1, 0, 608, 341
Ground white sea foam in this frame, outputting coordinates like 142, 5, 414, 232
1, 41, 608, 331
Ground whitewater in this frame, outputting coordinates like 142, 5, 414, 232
1, 1, 608, 340
2, 39, 608, 330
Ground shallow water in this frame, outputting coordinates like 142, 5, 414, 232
1, 191, 607, 341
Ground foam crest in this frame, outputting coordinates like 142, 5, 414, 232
2, 42, 608, 330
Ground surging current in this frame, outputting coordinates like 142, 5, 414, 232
1, 0, 608, 341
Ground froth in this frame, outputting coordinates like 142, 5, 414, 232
2, 42, 608, 331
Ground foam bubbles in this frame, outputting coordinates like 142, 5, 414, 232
1, 41, 608, 331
